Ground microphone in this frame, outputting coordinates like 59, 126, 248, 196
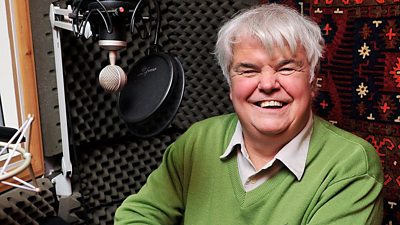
71, 0, 139, 92
99, 50, 127, 92
96, 10, 128, 92
84, 1, 132, 92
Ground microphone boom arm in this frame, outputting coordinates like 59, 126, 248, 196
49, 4, 77, 201
50, 4, 92, 38
48, 0, 142, 202
48, 1, 152, 214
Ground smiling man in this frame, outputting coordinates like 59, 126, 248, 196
115, 4, 383, 225
228, 41, 314, 170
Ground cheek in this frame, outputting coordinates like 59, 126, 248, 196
281, 77, 311, 97
230, 79, 257, 101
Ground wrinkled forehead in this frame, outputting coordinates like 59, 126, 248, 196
232, 33, 307, 62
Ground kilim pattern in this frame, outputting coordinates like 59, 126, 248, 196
265, 0, 400, 223
296, 1, 400, 224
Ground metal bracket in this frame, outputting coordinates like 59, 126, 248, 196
49, 4, 80, 199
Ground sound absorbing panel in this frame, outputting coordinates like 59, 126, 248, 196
29, 0, 63, 157
0, 178, 57, 224
27, 0, 251, 224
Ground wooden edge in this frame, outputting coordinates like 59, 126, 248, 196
0, 0, 45, 192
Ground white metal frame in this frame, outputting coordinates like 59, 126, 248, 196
48, 4, 79, 199
0, 114, 40, 192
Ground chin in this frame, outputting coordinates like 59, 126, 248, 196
252, 123, 288, 136
258, 128, 286, 137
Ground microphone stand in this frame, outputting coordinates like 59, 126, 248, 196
48, 1, 144, 221
49, 4, 75, 206
49, 4, 99, 222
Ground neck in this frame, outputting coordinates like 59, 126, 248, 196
242, 134, 283, 170
242, 113, 313, 170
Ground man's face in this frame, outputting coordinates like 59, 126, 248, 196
229, 36, 314, 143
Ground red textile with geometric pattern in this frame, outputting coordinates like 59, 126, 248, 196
260, 1, 400, 224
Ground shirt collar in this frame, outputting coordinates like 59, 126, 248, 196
220, 115, 314, 181
220, 121, 244, 159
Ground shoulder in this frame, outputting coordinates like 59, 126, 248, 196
310, 116, 383, 183
313, 116, 373, 149
164, 113, 238, 165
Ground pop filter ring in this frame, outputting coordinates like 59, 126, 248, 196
118, 52, 175, 123
125, 55, 185, 138
118, 0, 185, 137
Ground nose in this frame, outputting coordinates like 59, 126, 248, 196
257, 71, 280, 93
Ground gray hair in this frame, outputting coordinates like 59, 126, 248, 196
215, 3, 324, 85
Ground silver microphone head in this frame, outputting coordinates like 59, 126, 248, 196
99, 65, 127, 92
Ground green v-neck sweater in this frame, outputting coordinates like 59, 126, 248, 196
115, 114, 383, 225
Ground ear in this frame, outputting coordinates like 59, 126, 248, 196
309, 77, 319, 98
227, 78, 233, 100
310, 61, 321, 98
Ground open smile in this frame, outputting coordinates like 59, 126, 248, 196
256, 100, 288, 109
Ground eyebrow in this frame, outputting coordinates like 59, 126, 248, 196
275, 59, 303, 67
232, 59, 303, 71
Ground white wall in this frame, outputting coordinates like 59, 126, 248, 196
0, 1, 20, 128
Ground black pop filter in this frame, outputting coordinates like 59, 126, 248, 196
118, 54, 185, 138
117, 0, 185, 137
118, 53, 174, 123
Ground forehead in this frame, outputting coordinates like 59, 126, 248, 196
231, 35, 307, 63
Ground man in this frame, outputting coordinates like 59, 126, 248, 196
115, 3, 383, 225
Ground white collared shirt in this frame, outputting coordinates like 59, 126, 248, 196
220, 116, 313, 192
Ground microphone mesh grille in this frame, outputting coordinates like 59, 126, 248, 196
99, 65, 127, 92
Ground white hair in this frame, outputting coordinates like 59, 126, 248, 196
215, 3, 324, 85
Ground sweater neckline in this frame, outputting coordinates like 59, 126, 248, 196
227, 155, 291, 208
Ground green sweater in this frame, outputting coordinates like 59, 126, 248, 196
115, 114, 383, 225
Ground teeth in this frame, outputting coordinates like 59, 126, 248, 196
260, 101, 283, 108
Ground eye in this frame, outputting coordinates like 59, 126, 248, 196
235, 70, 259, 77
277, 67, 296, 76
